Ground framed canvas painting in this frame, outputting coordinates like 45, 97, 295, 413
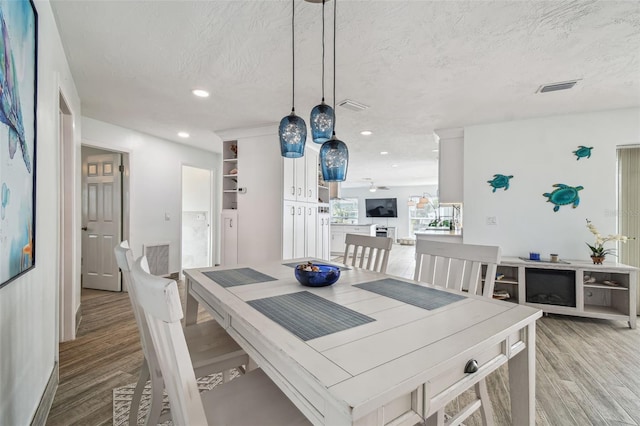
0, 0, 37, 289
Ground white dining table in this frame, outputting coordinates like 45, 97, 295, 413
184, 259, 542, 426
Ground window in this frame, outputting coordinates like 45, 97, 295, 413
408, 196, 458, 234
331, 198, 359, 224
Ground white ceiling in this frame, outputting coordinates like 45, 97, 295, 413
50, 0, 640, 189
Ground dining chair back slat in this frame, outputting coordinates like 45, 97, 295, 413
343, 234, 393, 273
414, 239, 501, 297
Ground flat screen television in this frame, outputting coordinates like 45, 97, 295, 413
365, 198, 398, 218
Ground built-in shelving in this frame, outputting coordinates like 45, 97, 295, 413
222, 140, 239, 209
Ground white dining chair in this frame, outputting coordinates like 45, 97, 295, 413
128, 255, 310, 426
114, 241, 249, 425
414, 239, 501, 426
343, 233, 393, 273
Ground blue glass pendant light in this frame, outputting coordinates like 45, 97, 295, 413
310, 0, 334, 143
279, 0, 307, 158
320, 0, 348, 181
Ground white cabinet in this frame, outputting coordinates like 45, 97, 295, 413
283, 151, 318, 203
283, 201, 318, 259
317, 210, 331, 261
330, 224, 377, 254
435, 128, 463, 204
305, 205, 317, 258
221, 210, 238, 265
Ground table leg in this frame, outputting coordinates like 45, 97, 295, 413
184, 277, 199, 326
508, 322, 536, 426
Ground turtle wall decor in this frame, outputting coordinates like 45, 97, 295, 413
573, 146, 593, 160
542, 183, 584, 212
487, 174, 513, 192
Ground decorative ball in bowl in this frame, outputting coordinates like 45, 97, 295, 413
294, 262, 341, 287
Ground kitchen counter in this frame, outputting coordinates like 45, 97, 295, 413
415, 229, 463, 243
330, 224, 377, 254
331, 223, 375, 227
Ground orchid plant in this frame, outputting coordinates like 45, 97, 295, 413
585, 219, 633, 258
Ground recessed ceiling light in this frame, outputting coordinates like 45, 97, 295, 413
432, 149, 439, 152
391, 164, 398, 168
380, 151, 388, 155
191, 89, 210, 98
360, 130, 373, 136
178, 132, 190, 138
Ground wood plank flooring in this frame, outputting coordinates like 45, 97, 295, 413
47, 245, 640, 425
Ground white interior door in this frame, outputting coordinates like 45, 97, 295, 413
81, 149, 122, 291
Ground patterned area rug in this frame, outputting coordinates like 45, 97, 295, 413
112, 370, 240, 425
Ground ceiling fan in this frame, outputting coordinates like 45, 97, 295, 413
365, 179, 390, 192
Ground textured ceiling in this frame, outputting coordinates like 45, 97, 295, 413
50, 0, 640, 188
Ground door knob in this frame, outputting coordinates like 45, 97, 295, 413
81, 226, 88, 231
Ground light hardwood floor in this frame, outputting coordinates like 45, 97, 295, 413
47, 244, 640, 425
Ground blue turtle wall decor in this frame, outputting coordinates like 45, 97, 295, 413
487, 174, 513, 192
573, 146, 593, 160
543, 184, 583, 212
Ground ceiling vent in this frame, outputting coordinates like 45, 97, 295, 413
537, 80, 579, 93
337, 99, 369, 112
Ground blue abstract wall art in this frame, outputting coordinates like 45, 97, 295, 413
0, 0, 37, 289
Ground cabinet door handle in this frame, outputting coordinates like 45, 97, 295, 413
297, 207, 302, 215
229, 219, 233, 228
308, 208, 312, 215
291, 186, 295, 195
308, 189, 312, 197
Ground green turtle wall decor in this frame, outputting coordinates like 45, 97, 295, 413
573, 146, 593, 160
487, 174, 513, 192
543, 183, 584, 212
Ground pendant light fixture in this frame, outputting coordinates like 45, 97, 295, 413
320, 0, 348, 182
309, 0, 334, 143
279, 0, 307, 158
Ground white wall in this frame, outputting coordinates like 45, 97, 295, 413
182, 165, 212, 212
340, 184, 439, 239
0, 0, 82, 423
463, 108, 640, 260
82, 117, 220, 274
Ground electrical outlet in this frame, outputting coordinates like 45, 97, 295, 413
486, 216, 497, 226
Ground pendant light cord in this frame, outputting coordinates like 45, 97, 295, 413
321, 0, 326, 102
291, 0, 296, 113
332, 0, 337, 131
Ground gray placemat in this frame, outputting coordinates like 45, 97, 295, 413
248, 291, 375, 341
355, 278, 465, 311
282, 261, 351, 270
202, 268, 277, 288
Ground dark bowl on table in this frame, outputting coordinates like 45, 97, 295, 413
294, 264, 341, 287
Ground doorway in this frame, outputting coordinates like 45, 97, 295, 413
58, 92, 76, 341
81, 146, 126, 291
181, 165, 214, 272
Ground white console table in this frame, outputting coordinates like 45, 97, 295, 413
492, 257, 637, 329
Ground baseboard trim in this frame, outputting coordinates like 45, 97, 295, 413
30, 362, 58, 426
75, 303, 82, 333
